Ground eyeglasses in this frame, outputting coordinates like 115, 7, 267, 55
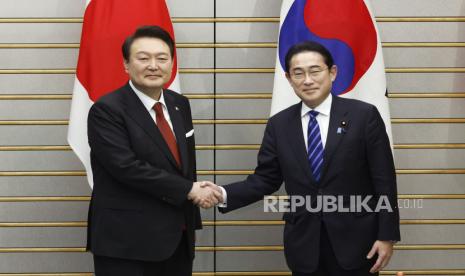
290, 66, 329, 80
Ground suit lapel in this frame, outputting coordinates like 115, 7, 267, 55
123, 84, 180, 170
286, 103, 314, 183
320, 96, 349, 183
164, 91, 189, 177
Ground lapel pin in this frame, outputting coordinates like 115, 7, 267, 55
175, 106, 179, 111
337, 121, 347, 134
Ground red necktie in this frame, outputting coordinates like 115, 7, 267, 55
153, 102, 181, 168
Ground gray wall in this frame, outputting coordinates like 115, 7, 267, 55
0, 0, 464, 275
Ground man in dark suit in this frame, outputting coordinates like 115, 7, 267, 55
211, 41, 400, 275
86, 26, 220, 276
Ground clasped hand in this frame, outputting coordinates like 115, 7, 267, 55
187, 181, 223, 208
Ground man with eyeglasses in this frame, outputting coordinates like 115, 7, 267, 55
208, 41, 400, 276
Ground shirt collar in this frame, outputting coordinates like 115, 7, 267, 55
129, 80, 167, 112
301, 93, 332, 118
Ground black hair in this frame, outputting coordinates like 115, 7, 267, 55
122, 25, 175, 61
284, 41, 334, 73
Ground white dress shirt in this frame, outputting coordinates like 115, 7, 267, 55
129, 80, 175, 134
219, 94, 333, 207
301, 94, 332, 150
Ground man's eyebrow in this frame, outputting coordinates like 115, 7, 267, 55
292, 65, 323, 70
134, 51, 169, 55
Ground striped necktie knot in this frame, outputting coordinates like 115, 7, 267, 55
309, 110, 319, 119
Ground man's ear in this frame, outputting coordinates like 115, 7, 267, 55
330, 65, 338, 82
123, 60, 129, 73
285, 72, 291, 81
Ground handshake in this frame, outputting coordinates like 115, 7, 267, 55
187, 181, 224, 209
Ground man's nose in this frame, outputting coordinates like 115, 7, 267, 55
303, 73, 314, 85
147, 58, 157, 70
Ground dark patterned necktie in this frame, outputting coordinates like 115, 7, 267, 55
307, 110, 324, 181
153, 102, 181, 167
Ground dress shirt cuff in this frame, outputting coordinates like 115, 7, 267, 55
217, 186, 227, 208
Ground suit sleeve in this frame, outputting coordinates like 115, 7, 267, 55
182, 96, 197, 182
181, 96, 202, 229
365, 105, 401, 241
220, 119, 284, 213
88, 101, 193, 207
